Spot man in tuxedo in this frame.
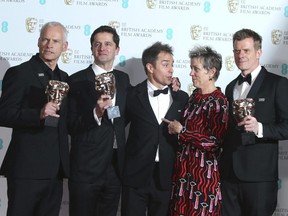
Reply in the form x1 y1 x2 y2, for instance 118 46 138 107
67 25 131 216
0 21 70 216
220 28 288 216
121 42 189 216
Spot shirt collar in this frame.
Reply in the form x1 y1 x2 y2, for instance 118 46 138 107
92 63 113 76
240 65 261 83
147 80 169 97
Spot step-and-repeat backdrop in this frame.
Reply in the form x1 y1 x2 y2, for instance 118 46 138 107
0 1 288 215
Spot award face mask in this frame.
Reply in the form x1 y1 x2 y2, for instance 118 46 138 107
232 98 255 123
45 80 70 106
95 72 116 99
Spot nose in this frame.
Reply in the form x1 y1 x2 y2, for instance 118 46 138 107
55 90 60 99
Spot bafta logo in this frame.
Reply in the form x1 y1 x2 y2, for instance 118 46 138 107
227 0 239 13
64 0 74 5
146 0 157 9
108 21 120 30
187 83 196 96
25 17 38 33
61 49 73 64
271 29 282 45
190 25 202 40
225 56 235 71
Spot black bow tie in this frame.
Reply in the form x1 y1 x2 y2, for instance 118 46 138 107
238 74 251 85
153 88 169 96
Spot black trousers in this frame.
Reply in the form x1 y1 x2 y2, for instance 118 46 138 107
7 177 63 216
121 163 170 216
69 153 121 216
221 178 278 216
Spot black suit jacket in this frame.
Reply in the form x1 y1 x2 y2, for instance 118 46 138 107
67 65 130 183
221 67 288 182
123 80 189 190
0 55 70 179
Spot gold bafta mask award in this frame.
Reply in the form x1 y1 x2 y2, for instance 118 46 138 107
232 98 255 123
232 98 255 145
95 72 120 119
45 80 69 127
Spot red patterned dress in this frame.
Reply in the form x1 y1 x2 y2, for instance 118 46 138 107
169 88 228 216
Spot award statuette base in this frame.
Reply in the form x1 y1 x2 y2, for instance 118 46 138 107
241 132 255 145
107 106 120 119
44 116 59 127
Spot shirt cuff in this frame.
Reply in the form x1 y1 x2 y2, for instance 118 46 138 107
256 122 263 138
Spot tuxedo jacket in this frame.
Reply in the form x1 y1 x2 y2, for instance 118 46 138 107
0 55 70 179
67 65 130 184
220 67 288 182
123 80 189 190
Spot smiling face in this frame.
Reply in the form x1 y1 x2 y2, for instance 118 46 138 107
91 32 119 70
147 51 174 89
233 37 262 76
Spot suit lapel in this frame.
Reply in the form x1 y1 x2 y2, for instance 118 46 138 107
85 65 98 98
164 88 182 121
247 68 266 99
136 81 159 125
113 70 124 109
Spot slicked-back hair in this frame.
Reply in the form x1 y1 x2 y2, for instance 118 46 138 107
142 41 173 74
233 28 262 50
90 25 120 48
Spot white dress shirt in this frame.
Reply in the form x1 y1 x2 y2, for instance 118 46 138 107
147 80 172 161
92 63 118 148
233 65 263 137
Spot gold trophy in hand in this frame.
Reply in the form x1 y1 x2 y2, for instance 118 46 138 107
45 80 69 127
95 72 120 119
232 98 255 145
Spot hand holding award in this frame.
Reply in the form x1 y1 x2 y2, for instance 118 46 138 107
95 72 120 119
44 80 69 127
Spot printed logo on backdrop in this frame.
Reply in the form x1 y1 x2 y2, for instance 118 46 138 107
61 49 93 65
225 56 235 71
271 29 283 45
64 0 74 5
187 83 196 96
1 21 8 33
25 17 38 33
146 0 201 10
61 49 73 64
190 25 233 42
227 0 282 15
63 0 118 6
25 18 46 33
227 0 239 13
146 0 157 9
262 63 288 78
271 29 288 45
0 52 34 63
108 20 166 39
190 25 202 40
108 21 120 30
